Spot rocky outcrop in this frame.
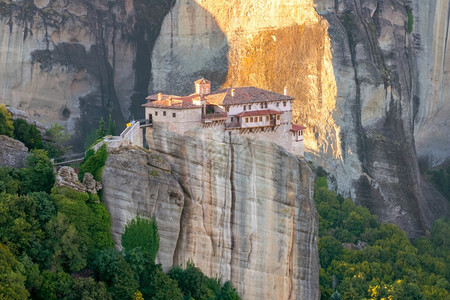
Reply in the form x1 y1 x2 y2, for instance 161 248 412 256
0 0 174 151
102 126 319 300
412 0 450 168
0 135 28 168
55 166 102 194
149 0 449 237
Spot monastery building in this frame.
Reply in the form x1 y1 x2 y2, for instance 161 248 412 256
143 78 305 156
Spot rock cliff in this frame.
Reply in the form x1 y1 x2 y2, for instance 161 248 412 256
0 135 28 168
0 0 174 151
102 126 319 300
150 0 449 237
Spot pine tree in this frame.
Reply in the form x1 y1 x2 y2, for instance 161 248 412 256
96 117 106 139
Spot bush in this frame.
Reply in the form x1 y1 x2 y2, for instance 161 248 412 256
21 149 54 194
78 144 108 181
122 217 160 263
0 104 14 137
13 118 43 150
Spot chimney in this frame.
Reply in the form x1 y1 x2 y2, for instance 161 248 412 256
168 97 172 106
231 88 236 97
158 92 163 100
284 86 288 96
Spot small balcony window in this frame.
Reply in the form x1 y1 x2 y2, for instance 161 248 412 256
173 113 176 118
245 117 249 123
163 111 166 116
250 117 253 122
231 117 234 122
264 102 268 108
259 116 262 122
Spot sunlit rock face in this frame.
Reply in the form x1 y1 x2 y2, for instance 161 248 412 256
412 0 450 168
0 0 173 151
151 0 449 237
102 126 319 300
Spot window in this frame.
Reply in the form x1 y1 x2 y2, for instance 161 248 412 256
231 117 234 122
276 115 280 120
155 111 158 116
283 102 287 107
225 107 229 112
243 105 246 111
276 102 279 107
264 102 268 108
260 103 263 109
163 111 166 116
300 130 303 136
266 116 269 121
172 113 176 118
259 116 262 122
250 117 253 122
249 105 252 110
245 117 249 123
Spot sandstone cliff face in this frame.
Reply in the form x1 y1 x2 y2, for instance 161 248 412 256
412 0 450 168
0 135 28 168
0 0 174 151
151 0 449 237
102 126 319 300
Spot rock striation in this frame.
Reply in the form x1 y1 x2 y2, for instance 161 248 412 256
0 135 28 168
0 0 174 151
102 126 319 300
150 0 449 237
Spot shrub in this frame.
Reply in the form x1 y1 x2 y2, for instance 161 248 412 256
13 118 43 150
78 144 108 181
0 104 13 137
122 217 160 263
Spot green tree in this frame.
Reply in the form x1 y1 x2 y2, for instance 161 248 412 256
44 123 71 159
46 213 87 273
96 117 107 140
21 149 54 193
67 277 111 300
0 104 14 137
0 243 29 299
122 216 160 263
108 114 116 136
13 118 43 150
78 144 108 181
92 248 138 300
168 262 221 300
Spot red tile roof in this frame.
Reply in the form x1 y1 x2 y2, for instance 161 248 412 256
235 109 283 117
195 77 211 84
291 124 306 131
206 87 294 106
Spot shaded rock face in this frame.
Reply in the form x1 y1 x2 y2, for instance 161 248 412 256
0 0 174 151
0 135 28 168
412 0 450 168
102 127 319 300
150 0 449 237
315 0 449 237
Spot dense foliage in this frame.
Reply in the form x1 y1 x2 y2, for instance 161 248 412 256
0 130 240 299
315 176 450 299
0 104 14 137
1 103 70 159
427 167 450 202
78 144 108 181
122 217 160 263
13 118 43 150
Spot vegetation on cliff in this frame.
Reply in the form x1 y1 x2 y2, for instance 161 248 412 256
315 175 449 299
0 119 240 299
